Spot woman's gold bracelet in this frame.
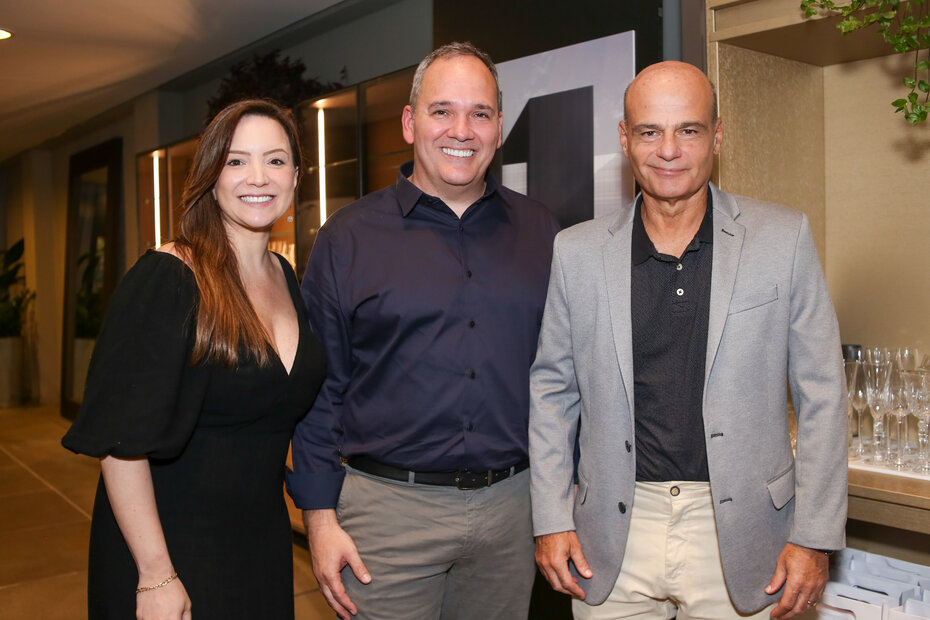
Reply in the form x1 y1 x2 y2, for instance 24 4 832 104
136 572 179 594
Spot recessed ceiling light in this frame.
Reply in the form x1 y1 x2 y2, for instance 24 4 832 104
0 29 12 41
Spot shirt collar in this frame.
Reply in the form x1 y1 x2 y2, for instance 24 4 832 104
395 161 502 217
631 190 714 265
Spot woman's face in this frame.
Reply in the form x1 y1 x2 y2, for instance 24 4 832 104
213 114 298 235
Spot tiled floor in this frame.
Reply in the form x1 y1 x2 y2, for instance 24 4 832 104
0 405 334 619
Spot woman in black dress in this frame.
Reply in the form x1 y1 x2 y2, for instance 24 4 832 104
63 99 325 619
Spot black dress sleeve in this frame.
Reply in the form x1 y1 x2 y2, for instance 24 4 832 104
62 250 211 460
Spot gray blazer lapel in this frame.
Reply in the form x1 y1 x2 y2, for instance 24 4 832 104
604 203 637 415
706 183 745 384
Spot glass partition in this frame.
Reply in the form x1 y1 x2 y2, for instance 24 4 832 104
61 139 121 419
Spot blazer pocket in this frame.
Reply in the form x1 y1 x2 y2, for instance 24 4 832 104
575 475 589 506
766 462 795 510
729 285 778 315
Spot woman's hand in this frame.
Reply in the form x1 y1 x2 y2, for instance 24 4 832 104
135 577 192 620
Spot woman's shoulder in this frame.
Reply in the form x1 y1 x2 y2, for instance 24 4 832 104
153 241 189 267
115 246 198 307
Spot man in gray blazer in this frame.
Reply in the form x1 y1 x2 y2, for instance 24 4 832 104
530 61 847 619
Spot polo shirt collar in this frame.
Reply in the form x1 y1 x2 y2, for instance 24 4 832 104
632 190 714 265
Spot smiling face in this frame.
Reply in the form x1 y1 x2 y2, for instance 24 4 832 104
619 62 722 211
401 54 502 207
213 114 298 235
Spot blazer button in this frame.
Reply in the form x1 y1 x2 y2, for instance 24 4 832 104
618 502 626 514
625 440 632 453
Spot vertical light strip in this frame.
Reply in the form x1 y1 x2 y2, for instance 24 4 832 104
152 152 162 247
317 108 327 224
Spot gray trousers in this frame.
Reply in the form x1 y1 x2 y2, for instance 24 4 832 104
337 465 536 620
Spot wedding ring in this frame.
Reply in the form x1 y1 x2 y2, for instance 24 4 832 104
806 601 817 607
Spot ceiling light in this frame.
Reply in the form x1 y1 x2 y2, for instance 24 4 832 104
0 29 12 41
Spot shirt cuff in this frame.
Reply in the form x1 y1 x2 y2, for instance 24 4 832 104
285 467 346 510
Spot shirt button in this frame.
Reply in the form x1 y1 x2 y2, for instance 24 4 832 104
676 263 683 271
625 440 632 453
618 502 627 514
468 320 476 328
467 369 476 379
458 223 464 231
465 270 472 278
676 288 684 296
670 485 681 497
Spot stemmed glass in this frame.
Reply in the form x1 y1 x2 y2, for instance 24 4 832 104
886 366 910 470
862 359 890 464
912 371 930 475
896 347 922 456
845 360 868 459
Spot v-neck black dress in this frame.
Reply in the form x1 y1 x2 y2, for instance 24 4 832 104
62 250 325 620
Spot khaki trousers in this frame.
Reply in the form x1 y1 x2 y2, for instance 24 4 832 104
574 481 774 620
337 466 536 620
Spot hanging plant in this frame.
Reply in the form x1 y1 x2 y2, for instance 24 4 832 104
801 0 930 124
206 50 345 123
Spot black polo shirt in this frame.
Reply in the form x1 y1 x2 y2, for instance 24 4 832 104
631 194 713 482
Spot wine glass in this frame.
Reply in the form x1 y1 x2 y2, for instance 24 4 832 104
845 360 868 459
912 371 930 475
886 366 910 470
896 347 922 456
862 360 890 464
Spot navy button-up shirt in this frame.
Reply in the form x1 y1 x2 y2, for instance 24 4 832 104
286 162 559 509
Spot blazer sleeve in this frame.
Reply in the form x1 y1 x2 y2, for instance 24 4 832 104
786 214 848 550
529 233 583 537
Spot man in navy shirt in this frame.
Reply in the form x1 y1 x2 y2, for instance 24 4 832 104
287 42 559 619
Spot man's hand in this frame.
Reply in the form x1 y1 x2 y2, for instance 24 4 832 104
765 542 829 619
304 509 371 619
535 531 593 599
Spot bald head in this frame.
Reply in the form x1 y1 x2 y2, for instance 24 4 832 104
623 61 717 125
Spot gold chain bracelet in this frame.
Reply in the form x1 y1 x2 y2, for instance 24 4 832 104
136 572 179 594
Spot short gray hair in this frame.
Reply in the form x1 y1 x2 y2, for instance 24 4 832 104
409 41 502 113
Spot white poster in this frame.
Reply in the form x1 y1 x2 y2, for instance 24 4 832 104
497 31 636 224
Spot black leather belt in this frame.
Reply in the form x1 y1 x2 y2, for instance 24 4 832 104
347 456 529 490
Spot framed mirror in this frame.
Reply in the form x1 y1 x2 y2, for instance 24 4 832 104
60 138 122 419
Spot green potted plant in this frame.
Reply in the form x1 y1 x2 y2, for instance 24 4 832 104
0 238 35 406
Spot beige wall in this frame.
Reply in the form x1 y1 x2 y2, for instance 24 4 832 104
713 43 930 353
713 43 826 258
16 111 139 406
824 53 930 351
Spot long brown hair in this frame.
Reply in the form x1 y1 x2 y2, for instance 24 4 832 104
174 99 303 368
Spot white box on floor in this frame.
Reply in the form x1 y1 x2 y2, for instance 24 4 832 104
889 599 930 619
796 583 890 620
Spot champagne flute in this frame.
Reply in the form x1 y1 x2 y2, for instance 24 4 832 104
862 360 890 464
912 371 930 475
896 347 922 456
845 360 868 459
887 366 909 470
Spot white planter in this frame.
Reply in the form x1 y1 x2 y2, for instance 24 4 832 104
0 337 23 408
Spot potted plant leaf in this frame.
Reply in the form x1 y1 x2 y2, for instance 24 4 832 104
0 238 35 406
